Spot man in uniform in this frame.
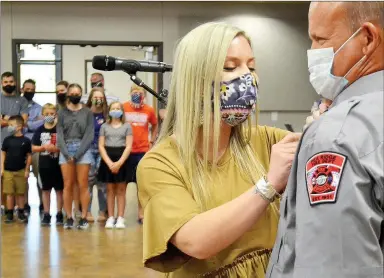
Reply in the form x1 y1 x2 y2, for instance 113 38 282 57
267 2 384 277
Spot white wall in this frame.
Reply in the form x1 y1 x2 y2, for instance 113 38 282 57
62 45 155 104
1 1 317 129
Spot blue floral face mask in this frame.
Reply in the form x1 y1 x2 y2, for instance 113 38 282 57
215 73 258 126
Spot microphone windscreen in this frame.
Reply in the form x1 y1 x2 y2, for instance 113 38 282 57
92 55 116 71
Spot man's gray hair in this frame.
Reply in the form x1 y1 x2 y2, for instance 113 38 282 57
344 2 384 31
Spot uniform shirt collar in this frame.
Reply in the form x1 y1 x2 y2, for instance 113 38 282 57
332 70 384 107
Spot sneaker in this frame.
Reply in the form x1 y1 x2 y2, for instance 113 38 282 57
56 212 64 225
77 218 89 230
18 209 27 223
41 213 51 226
105 217 115 229
24 204 31 215
64 218 74 229
4 210 14 223
115 216 125 229
86 212 94 222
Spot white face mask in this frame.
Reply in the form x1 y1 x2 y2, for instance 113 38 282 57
307 27 366 101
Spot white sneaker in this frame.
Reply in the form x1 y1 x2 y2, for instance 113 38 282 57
115 216 125 229
105 217 115 229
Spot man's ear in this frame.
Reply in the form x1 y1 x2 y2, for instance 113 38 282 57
361 22 381 56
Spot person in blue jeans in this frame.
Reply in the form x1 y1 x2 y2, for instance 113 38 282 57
57 83 94 230
85 88 108 222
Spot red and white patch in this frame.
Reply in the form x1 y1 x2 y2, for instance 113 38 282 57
306 152 347 206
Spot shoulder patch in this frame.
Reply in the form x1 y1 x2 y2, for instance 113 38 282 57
305 152 347 206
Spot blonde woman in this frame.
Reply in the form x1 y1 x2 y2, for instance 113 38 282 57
137 22 300 277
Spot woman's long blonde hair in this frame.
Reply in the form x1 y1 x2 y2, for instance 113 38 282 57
158 22 266 211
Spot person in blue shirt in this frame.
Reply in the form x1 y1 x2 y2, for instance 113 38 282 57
21 79 44 215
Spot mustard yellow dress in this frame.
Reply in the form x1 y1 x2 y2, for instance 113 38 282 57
137 126 289 277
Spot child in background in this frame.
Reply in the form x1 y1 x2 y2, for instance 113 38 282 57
98 102 132 229
85 88 108 222
32 103 64 226
1 115 31 223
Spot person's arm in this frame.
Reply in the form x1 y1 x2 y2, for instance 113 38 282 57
73 109 94 161
24 153 32 178
20 98 29 127
45 144 60 153
56 110 70 159
1 139 9 175
31 128 44 153
149 108 158 145
1 116 8 127
32 145 45 153
24 140 32 178
116 130 133 166
27 106 44 132
140 132 300 261
1 151 6 176
171 186 271 260
150 123 158 145
98 126 113 168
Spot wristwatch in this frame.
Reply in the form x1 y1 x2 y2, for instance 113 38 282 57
255 176 280 202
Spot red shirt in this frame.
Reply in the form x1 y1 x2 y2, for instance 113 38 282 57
123 102 157 153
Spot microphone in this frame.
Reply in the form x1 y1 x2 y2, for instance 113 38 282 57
92 55 172 73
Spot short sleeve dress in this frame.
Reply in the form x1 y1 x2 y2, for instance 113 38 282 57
137 126 289 277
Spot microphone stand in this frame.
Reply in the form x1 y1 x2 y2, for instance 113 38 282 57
127 72 167 105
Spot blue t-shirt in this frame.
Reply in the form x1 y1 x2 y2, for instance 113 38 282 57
93 113 105 145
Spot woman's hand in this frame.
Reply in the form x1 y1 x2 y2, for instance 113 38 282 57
267 133 301 193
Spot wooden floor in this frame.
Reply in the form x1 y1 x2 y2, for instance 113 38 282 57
1 175 162 278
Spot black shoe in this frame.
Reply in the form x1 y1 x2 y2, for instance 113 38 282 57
24 204 31 215
64 218 74 229
41 213 51 226
18 209 27 223
4 210 14 223
77 218 89 230
56 212 64 226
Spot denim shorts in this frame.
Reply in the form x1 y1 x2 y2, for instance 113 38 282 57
59 140 93 165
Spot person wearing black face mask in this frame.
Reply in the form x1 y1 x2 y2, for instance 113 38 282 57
1 72 29 144
56 80 69 110
1 71 29 214
57 83 94 230
22 79 44 215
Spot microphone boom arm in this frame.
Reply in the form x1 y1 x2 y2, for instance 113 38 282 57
128 73 167 105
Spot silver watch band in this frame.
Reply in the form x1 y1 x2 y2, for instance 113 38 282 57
255 177 280 202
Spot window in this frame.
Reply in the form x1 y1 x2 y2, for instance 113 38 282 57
16 43 62 104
